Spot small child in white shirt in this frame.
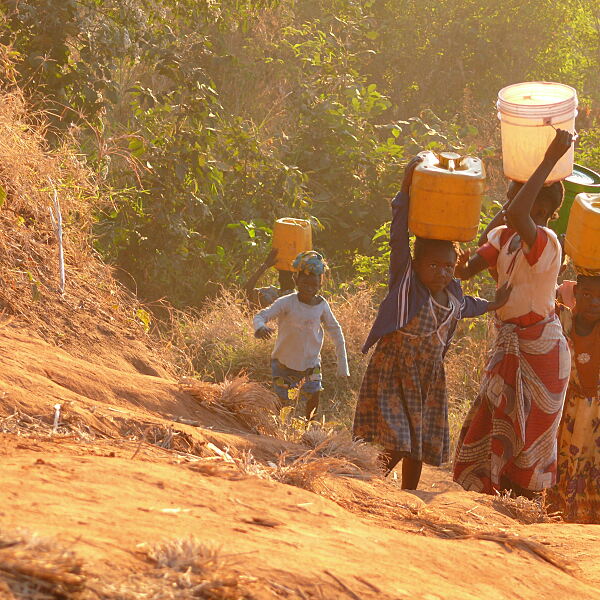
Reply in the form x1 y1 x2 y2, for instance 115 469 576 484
253 251 349 418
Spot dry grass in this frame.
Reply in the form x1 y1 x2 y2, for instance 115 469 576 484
445 321 491 456
147 537 227 574
180 374 279 435
272 435 382 491
232 444 334 490
0 53 171 374
272 448 355 491
233 451 274 481
171 289 271 382
321 287 375 425
0 529 85 599
232 429 383 492
300 426 383 476
492 490 561 525
219 376 280 435
143 537 249 600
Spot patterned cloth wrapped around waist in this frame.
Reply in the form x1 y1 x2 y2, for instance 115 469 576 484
493 312 565 356
488 313 570 419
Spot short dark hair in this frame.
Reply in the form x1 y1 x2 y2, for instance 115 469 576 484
413 237 459 261
536 181 564 217
507 180 564 218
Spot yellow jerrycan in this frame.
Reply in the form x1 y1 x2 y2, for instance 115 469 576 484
564 193 600 270
408 151 486 242
272 218 312 271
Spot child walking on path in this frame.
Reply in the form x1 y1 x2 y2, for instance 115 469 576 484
550 273 600 522
453 130 573 497
352 157 510 490
254 251 349 418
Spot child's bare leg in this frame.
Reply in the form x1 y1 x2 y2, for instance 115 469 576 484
401 457 423 490
305 392 320 419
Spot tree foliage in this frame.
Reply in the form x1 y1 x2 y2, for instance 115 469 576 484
1 0 599 305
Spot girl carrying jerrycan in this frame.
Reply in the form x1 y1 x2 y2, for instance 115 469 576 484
253 251 349 419
550 271 600 522
353 156 511 490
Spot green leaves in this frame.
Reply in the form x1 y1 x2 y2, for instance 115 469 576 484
4 0 598 307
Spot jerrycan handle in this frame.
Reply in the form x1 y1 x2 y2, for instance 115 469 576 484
436 151 462 173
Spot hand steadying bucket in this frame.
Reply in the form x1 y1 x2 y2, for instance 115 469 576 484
497 82 578 183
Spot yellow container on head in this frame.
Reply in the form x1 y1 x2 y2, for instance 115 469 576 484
564 193 600 270
272 218 312 271
409 151 486 242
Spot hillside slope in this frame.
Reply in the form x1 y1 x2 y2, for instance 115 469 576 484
0 56 599 600
1 323 599 600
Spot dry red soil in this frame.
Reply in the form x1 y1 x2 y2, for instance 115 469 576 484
1 324 599 599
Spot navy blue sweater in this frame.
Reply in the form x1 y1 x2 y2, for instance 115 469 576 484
362 190 490 353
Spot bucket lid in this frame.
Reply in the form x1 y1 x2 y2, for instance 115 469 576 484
497 82 577 120
565 163 600 188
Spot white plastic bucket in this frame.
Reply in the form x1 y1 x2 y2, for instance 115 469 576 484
497 82 577 183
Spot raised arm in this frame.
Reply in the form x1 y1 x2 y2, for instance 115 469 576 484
321 303 350 377
505 129 573 247
244 249 278 297
389 156 423 287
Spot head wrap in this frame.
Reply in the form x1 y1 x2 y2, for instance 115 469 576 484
292 251 328 276
575 264 600 277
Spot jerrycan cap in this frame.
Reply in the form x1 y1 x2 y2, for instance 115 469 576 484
436 151 462 172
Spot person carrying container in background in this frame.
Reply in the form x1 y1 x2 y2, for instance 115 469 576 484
245 218 312 308
244 248 295 308
549 270 600 522
253 251 349 419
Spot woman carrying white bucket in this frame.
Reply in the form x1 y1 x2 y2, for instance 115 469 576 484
453 125 574 498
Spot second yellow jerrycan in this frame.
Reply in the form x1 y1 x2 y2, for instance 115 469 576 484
271 218 313 271
564 193 600 270
408 151 486 242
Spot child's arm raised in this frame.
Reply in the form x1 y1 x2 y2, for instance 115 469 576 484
505 129 573 247
321 304 350 377
389 156 423 288
253 295 287 339
244 248 278 300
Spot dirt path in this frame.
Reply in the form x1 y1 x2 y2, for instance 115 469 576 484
1 325 599 599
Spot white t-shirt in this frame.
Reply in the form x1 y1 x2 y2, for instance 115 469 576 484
253 292 349 376
478 225 561 324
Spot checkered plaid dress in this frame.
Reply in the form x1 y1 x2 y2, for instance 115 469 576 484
353 294 460 466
